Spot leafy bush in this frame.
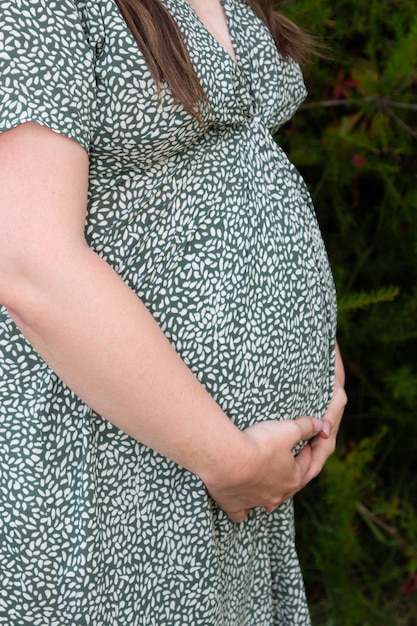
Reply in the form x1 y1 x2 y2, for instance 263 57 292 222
277 0 417 622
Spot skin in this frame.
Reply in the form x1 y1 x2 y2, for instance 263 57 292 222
186 0 239 63
0 2 347 524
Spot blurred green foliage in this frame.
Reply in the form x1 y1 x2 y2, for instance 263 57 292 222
276 0 417 622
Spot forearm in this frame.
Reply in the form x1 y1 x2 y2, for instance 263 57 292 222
0 124 330 524
6 243 246 483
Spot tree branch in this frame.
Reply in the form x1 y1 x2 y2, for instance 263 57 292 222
301 96 417 111
300 96 417 138
384 105 417 139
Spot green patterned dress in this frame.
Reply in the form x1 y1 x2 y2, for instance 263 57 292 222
0 1 336 624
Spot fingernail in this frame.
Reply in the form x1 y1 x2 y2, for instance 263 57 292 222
322 420 331 437
312 418 323 432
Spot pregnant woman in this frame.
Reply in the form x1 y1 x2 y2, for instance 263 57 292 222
0 0 346 624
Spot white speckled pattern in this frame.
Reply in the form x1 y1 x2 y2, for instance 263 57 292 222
0 1 336 623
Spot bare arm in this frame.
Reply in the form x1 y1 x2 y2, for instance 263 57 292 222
0 122 246 480
0 122 328 522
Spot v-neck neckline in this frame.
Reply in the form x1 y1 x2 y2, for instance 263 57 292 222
181 0 241 70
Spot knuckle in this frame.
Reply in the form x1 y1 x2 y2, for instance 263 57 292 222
295 479 304 492
267 497 283 510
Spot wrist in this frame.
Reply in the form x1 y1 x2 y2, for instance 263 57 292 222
198 427 257 492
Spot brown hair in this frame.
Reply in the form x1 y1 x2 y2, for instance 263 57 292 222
114 0 316 117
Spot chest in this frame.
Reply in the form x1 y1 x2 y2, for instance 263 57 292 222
84 0 304 164
184 0 238 63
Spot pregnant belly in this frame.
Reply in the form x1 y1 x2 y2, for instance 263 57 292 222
88 139 336 428
137 211 336 430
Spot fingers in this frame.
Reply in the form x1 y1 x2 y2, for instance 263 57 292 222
303 387 346 481
317 420 331 439
294 439 313 475
304 436 336 482
210 409 345 524
335 342 345 386
244 414 325 451
290 415 323 443
320 386 346 437
224 508 252 524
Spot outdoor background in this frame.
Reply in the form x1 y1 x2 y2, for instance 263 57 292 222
277 0 417 623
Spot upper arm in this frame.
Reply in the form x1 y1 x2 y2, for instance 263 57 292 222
0 0 96 149
0 0 95 305
0 122 90 306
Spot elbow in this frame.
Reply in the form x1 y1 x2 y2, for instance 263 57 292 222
0 244 65 322
0 255 62 336
0 239 91 328
0 257 26 312
0 265 37 326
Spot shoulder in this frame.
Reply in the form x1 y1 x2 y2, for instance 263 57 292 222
1 0 104 50
0 0 102 150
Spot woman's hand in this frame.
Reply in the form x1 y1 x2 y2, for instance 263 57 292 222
1 123 347 527
302 343 347 485
205 415 326 523
205 344 347 523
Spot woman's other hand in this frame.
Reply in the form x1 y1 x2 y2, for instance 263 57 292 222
303 342 347 484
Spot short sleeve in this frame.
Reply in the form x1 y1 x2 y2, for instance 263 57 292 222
0 0 96 151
